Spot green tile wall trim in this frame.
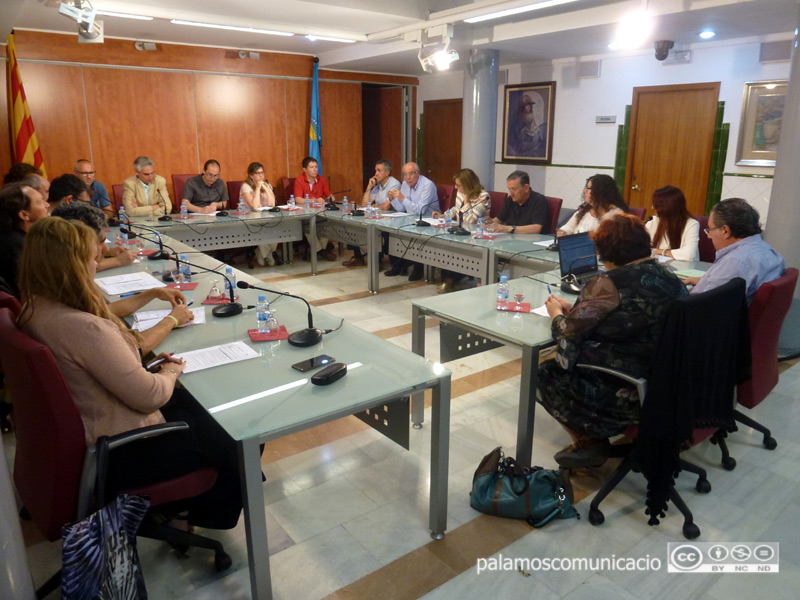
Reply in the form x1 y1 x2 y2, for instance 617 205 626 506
705 102 729 215
722 173 774 178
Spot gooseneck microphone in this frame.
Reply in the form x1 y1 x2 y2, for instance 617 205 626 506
158 190 172 222
126 222 171 261
415 206 431 227
561 253 596 294
237 281 322 346
448 210 470 236
173 256 242 317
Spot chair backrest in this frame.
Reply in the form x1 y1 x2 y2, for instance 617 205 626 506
0 291 21 314
628 206 647 220
111 184 125 212
545 196 563 235
738 268 799 408
487 191 507 219
0 308 86 541
281 177 296 203
171 174 196 213
227 180 244 210
693 215 715 263
639 278 750 521
436 184 455 212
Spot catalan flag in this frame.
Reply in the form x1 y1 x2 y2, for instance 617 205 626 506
7 33 47 177
309 58 322 174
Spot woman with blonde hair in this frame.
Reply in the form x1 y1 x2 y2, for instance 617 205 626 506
432 168 491 293
17 217 244 530
240 161 278 266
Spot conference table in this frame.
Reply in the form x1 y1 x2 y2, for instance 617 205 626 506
410 259 710 468
104 233 452 600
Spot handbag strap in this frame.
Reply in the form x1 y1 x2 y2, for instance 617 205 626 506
525 484 569 528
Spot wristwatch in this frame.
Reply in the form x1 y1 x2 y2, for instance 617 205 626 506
510 225 516 234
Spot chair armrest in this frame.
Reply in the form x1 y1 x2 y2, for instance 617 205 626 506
576 363 647 404
77 421 189 518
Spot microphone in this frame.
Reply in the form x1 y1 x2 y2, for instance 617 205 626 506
415 206 431 227
447 210 470 236
561 253 596 294
157 189 172 222
126 222 173 261
237 281 322 346
170 256 242 318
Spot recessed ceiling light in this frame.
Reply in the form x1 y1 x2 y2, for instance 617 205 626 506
95 11 153 21
170 19 294 37
699 30 716 40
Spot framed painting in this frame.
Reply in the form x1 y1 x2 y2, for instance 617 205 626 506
736 79 787 167
502 81 556 164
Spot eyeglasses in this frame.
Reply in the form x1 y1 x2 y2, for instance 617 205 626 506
253 170 265 175
204 172 220 179
76 171 95 176
704 225 723 236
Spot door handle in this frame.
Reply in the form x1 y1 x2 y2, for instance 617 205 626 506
631 184 641 191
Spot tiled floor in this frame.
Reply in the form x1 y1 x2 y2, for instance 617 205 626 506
6 247 800 599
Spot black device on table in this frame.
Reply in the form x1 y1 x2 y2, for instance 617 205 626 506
558 232 600 294
292 354 335 372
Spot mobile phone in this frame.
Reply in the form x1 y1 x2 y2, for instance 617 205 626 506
291 354 335 372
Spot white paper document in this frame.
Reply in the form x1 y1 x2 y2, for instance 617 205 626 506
132 307 206 331
174 341 259 373
95 272 166 295
380 212 409 218
532 304 551 317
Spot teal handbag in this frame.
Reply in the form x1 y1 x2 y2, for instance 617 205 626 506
469 447 579 527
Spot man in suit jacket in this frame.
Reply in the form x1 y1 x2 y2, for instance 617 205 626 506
122 156 172 217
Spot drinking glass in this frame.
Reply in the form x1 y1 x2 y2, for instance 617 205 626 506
513 286 525 311
208 279 223 299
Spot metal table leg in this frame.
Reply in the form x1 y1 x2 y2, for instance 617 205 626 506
429 375 450 539
410 304 426 428
240 437 272 599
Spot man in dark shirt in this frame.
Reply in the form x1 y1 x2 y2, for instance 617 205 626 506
486 170 549 234
182 159 229 214
0 181 50 297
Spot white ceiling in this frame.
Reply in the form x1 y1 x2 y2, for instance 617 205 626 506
6 0 798 75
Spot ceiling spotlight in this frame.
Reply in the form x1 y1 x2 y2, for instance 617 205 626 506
699 30 716 40
58 1 103 41
418 25 459 73
608 11 653 50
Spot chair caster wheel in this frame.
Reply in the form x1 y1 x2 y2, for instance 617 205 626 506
169 542 190 555
588 508 604 526
722 456 737 471
683 522 700 539
696 478 711 494
215 551 232 572
764 437 777 450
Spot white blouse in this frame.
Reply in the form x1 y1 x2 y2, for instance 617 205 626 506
559 205 623 235
645 216 700 262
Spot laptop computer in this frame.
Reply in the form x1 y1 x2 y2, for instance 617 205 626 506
558 232 601 290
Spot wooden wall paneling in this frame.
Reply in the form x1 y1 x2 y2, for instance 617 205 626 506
319 81 363 201
284 79 312 184
0 56 11 175
194 73 288 189
82 67 199 201
320 69 418 87
17 63 90 179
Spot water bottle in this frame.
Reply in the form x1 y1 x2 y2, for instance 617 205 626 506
224 266 236 295
444 212 452 229
288 194 296 209
342 196 350 217
238 197 246 214
304 194 311 212
118 206 128 244
179 254 192 282
256 294 271 333
366 200 374 219
497 275 510 310
476 217 485 238
180 201 189 219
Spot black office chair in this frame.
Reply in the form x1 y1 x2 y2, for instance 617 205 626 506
577 278 751 539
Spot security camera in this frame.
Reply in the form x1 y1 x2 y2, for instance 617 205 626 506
654 40 674 61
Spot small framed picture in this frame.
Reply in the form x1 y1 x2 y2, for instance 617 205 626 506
735 80 787 167
502 81 556 164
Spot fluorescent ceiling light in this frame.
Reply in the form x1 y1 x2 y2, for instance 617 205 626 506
171 19 294 37
608 11 653 50
699 30 715 40
464 0 580 24
306 35 356 43
95 10 153 21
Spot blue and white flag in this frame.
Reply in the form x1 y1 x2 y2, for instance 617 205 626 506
309 60 323 174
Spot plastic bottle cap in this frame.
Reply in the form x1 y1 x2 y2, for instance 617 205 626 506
500 275 508 282
180 254 187 259
226 267 233 272
258 294 266 301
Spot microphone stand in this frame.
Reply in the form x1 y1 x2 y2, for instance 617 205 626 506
561 253 597 293
415 206 431 227
157 189 172 222
447 210 470 236
126 222 173 261
325 189 352 211
237 281 322 346
176 256 242 318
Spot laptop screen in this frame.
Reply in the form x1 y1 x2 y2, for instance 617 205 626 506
558 232 598 278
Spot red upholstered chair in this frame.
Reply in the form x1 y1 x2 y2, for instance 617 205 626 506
435 184 455 212
712 268 799 470
628 206 647 220
227 180 244 210
281 177 296 203
694 215 716 263
0 308 231 597
111 184 125 213
0 291 21 314
171 174 196 213
487 190 507 219
545 196 563 235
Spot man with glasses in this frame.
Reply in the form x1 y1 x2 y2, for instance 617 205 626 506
123 156 172 217
74 159 113 218
384 162 439 280
683 198 784 301
182 159 228 214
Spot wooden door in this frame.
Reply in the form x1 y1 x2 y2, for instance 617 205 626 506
362 86 403 187
625 82 720 217
422 98 462 185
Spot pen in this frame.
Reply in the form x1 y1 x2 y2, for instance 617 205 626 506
119 291 141 298
547 284 553 295
186 301 193 307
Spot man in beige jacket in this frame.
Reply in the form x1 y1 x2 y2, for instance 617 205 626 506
122 156 172 217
